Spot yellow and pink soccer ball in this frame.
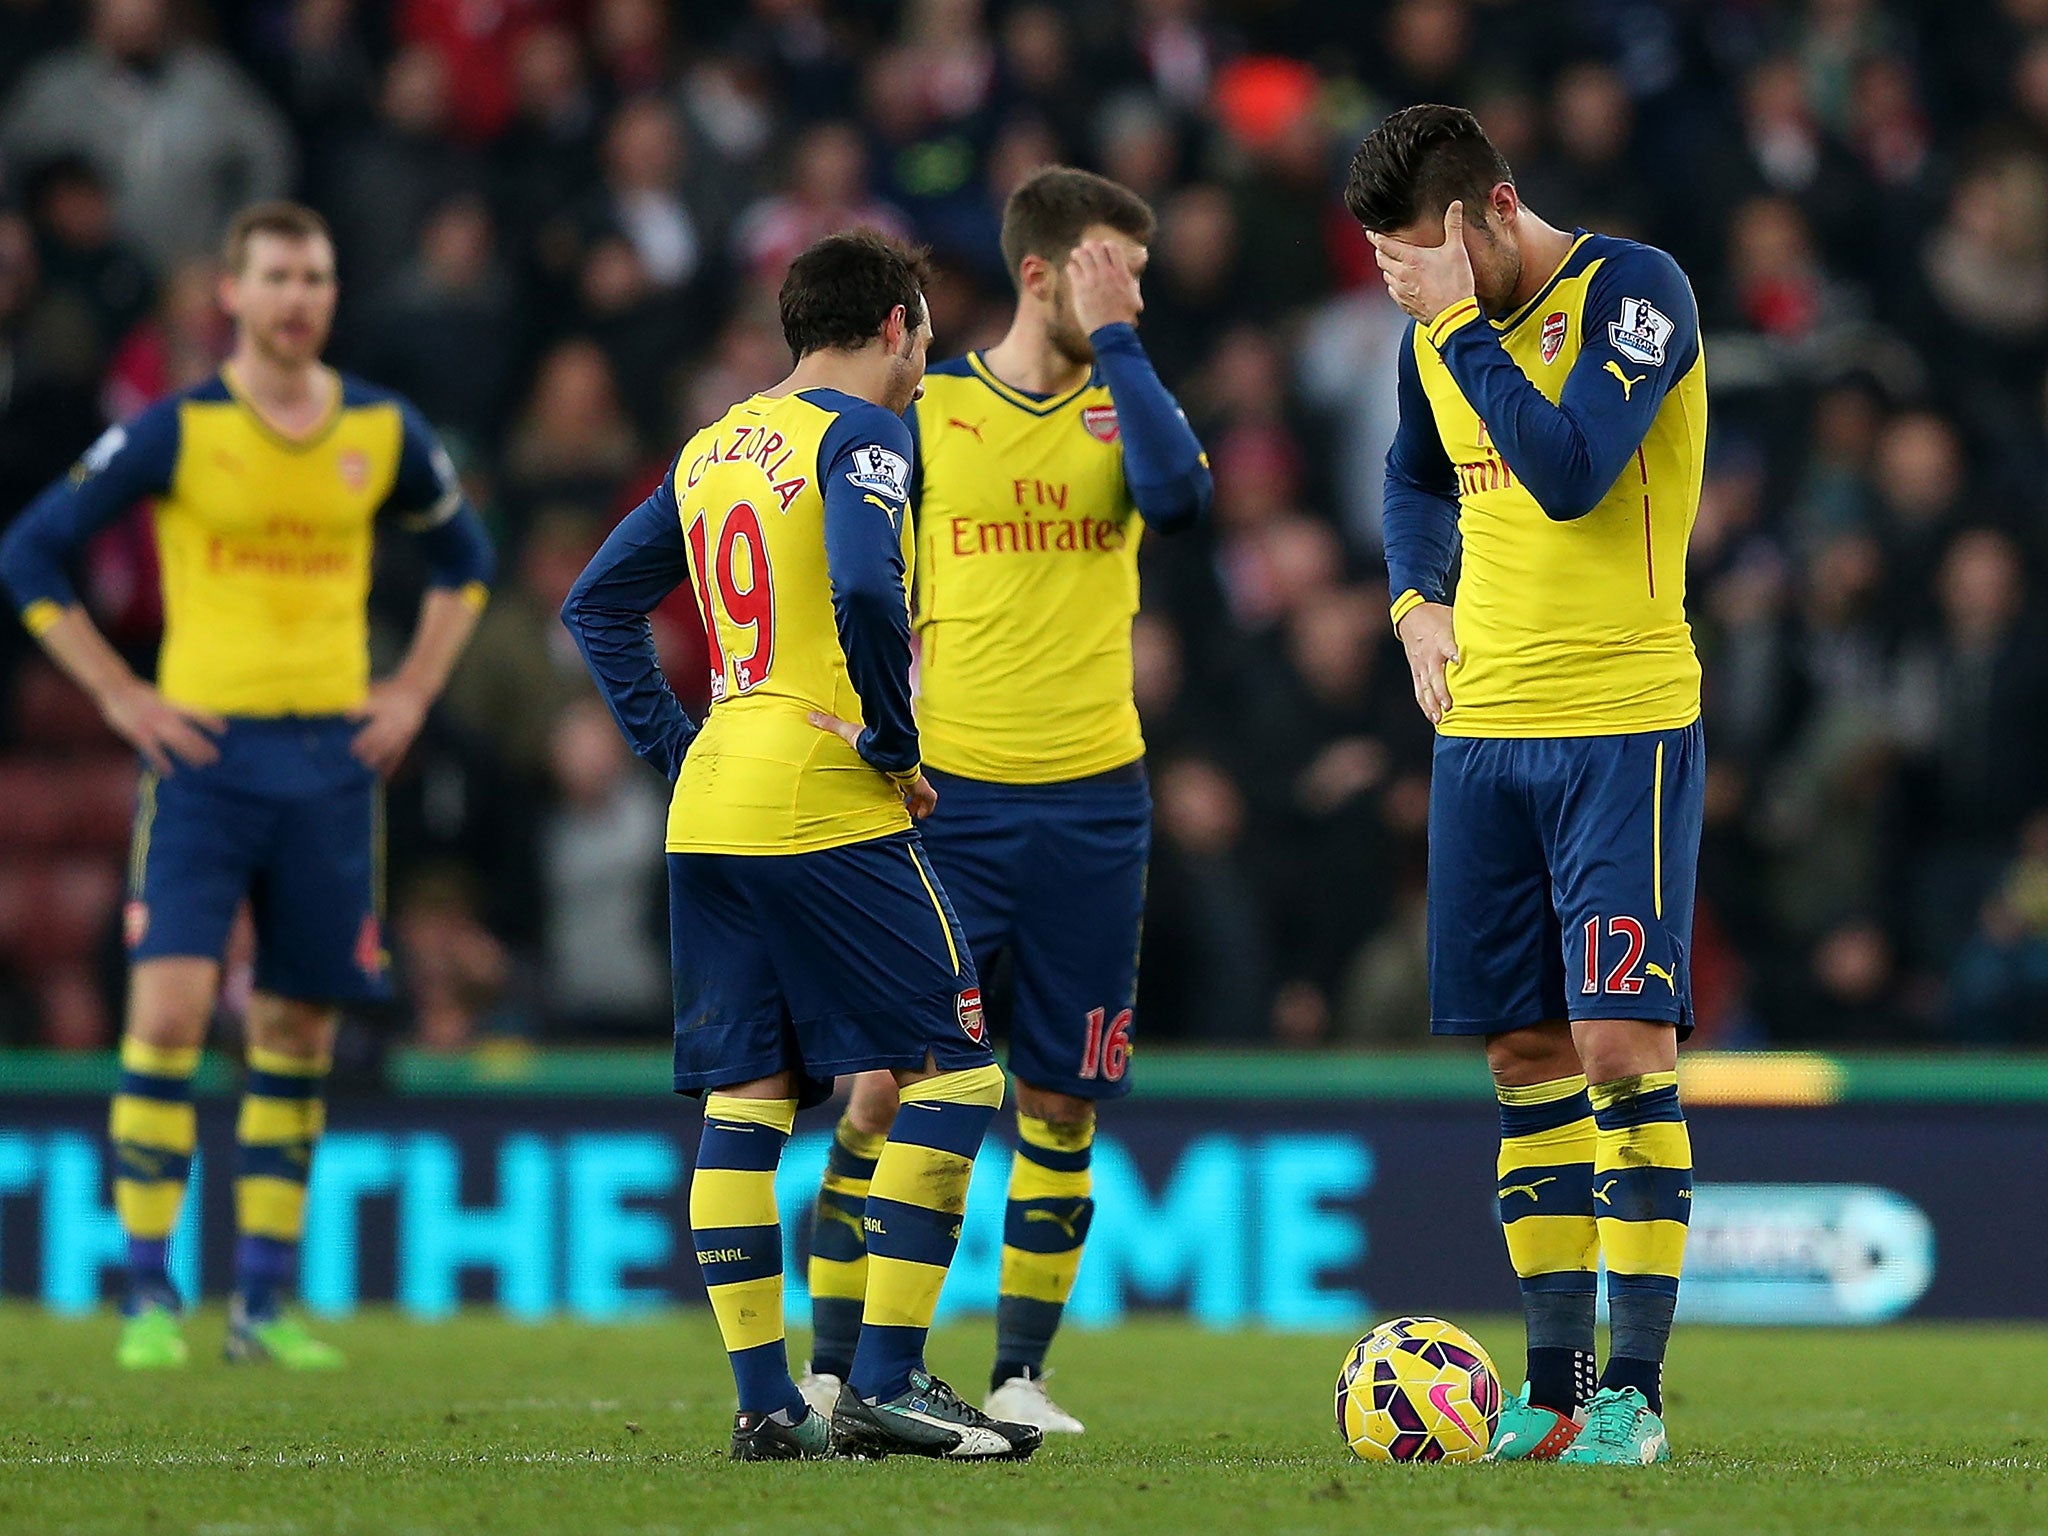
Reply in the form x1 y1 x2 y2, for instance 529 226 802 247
1335 1316 1502 1463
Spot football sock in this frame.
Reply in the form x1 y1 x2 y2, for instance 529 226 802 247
233 1047 329 1322
807 1115 886 1381
992 1110 1095 1390
692 1094 806 1420
849 1062 1006 1403
1496 1073 1600 1415
1590 1070 1692 1416
111 1037 200 1311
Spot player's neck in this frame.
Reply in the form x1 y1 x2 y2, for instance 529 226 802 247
225 348 332 431
1501 215 1578 318
772 351 889 409
980 311 1089 399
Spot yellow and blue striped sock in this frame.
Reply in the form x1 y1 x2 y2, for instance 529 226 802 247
1590 1070 1692 1415
692 1095 804 1419
848 1063 1006 1403
110 1037 200 1309
807 1116 885 1382
234 1047 329 1320
993 1111 1094 1390
1496 1074 1601 1414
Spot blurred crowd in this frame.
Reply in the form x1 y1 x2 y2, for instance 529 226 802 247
7 0 2048 1053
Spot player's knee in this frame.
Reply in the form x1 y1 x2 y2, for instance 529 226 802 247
845 1069 902 1135
124 959 219 1049
1572 1018 1678 1086
1014 1080 1094 1129
1485 1021 1579 1087
245 991 340 1063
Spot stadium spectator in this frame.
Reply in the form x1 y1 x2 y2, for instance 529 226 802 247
0 0 294 270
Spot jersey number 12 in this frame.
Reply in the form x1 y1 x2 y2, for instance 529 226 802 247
687 502 776 700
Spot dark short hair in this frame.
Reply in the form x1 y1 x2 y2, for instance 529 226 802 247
999 167 1156 288
1344 104 1515 234
778 229 932 358
223 201 332 272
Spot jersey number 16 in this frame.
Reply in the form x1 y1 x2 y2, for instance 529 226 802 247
687 502 777 700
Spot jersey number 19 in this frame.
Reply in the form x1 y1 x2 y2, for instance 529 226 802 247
687 502 776 701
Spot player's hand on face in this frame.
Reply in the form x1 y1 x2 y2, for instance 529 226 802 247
1369 201 1478 325
349 678 431 775
100 677 224 774
808 710 938 819
1395 601 1460 726
1066 239 1143 335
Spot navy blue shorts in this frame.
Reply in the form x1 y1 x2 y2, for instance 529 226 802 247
1427 723 1703 1038
127 716 388 1002
920 764 1150 1100
667 831 994 1104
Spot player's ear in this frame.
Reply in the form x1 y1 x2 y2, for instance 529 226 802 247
1489 181 1519 231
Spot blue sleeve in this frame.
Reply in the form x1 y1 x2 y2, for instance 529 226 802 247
386 399 495 592
818 402 920 777
560 475 698 780
1091 323 1212 532
1382 327 1461 608
0 402 180 620
1433 244 1700 522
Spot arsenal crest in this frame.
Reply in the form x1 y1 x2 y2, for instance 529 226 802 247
337 447 371 492
1082 404 1121 444
955 987 987 1044
1540 311 1568 365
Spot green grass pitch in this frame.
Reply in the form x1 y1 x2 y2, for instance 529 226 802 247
1 1307 2043 1536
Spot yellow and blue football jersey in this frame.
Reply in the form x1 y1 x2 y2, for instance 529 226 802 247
1 367 488 717
564 387 925 857
1384 233 1707 737
910 328 1211 783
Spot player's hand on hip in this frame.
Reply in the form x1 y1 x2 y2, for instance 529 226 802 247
1395 602 1460 726
349 679 431 775
809 710 938 819
1067 239 1143 333
1369 201 1477 325
99 677 224 774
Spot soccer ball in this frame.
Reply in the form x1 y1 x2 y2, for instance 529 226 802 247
1335 1316 1502 1463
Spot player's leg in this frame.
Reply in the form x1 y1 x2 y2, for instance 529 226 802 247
799 1068 898 1414
112 753 261 1367
111 958 222 1368
1544 723 1703 1466
227 727 386 1367
988 768 1149 1432
669 851 830 1460
220 990 343 1367
1423 735 1592 1458
751 831 1034 1459
1486 1019 1599 1456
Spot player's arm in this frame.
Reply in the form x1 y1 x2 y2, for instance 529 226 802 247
0 404 225 773
1382 211 1699 521
1068 241 1212 531
560 476 698 781
811 405 934 817
1382 329 1463 726
354 404 498 774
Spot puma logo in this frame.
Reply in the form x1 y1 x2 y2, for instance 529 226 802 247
1645 961 1677 991
816 1203 865 1238
863 492 904 527
1024 1205 1084 1243
1594 1178 1619 1206
948 417 986 442
1605 361 1646 399
1499 1176 1557 1203
116 1147 165 1178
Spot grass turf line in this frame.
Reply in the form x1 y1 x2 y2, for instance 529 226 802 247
0 1306 2043 1536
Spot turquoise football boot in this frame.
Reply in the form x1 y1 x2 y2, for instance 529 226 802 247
1556 1386 1670 1464
1486 1382 1580 1461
